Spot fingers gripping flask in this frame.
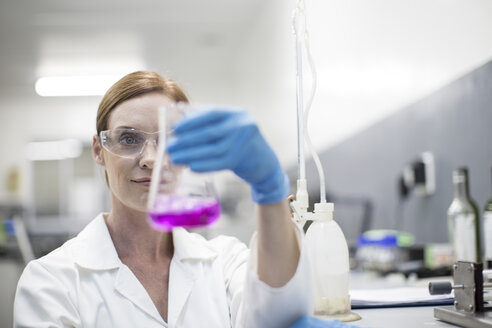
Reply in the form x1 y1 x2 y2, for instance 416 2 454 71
305 202 355 320
147 104 221 231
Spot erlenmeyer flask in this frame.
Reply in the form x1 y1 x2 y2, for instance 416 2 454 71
147 103 221 231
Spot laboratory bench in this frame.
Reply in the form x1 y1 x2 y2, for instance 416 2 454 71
346 272 451 327
345 267 492 328
346 305 492 327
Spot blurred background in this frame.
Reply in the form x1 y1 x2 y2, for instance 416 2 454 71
1 0 492 326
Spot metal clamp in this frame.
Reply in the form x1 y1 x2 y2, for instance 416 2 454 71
429 261 492 327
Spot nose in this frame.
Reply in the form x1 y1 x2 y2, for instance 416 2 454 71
138 140 171 169
138 140 158 169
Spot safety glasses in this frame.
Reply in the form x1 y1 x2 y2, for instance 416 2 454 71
99 128 162 159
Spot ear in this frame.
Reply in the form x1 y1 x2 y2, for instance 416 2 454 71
92 135 105 166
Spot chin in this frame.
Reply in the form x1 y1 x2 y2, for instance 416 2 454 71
123 196 149 214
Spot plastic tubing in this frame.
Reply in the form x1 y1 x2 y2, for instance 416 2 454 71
293 4 306 182
292 0 327 203
302 35 327 203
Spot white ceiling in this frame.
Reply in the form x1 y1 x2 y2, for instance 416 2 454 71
0 0 264 97
1 0 492 169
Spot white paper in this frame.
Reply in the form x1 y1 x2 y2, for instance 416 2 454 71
350 287 453 307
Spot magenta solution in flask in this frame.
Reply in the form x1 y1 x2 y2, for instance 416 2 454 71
147 194 221 231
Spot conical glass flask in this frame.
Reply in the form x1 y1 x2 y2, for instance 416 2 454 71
147 103 221 231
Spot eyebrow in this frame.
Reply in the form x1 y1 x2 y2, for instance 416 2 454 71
112 126 161 134
113 126 138 130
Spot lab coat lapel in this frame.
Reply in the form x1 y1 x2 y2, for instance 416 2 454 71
114 264 166 325
167 257 197 327
167 228 218 327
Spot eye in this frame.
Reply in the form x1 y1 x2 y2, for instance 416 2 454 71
119 132 144 146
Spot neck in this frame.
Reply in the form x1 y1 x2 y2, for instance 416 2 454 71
105 198 173 262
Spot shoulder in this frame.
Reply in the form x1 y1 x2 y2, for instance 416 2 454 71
14 236 81 318
22 229 81 285
13 226 93 328
18 214 107 289
36 234 78 267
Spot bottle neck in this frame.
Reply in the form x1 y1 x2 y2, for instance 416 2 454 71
453 171 469 200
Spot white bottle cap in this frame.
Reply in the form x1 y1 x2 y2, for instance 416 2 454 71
313 202 334 221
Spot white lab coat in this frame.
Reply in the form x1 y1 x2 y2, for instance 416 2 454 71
14 214 313 327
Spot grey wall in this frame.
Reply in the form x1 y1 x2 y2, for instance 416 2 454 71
289 60 492 244
0 259 24 328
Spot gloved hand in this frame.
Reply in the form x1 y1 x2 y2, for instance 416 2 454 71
166 108 289 204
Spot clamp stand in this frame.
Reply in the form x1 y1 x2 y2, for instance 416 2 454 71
429 261 492 327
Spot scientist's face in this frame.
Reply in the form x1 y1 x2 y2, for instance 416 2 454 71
93 92 178 213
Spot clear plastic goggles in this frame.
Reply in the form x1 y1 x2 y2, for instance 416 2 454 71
99 128 161 159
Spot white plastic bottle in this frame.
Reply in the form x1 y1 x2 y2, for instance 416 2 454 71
305 202 351 316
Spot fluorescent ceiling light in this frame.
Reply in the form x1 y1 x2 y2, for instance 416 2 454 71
26 139 83 161
35 74 122 97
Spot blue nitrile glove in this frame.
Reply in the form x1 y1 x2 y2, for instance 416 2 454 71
290 315 361 328
166 108 289 204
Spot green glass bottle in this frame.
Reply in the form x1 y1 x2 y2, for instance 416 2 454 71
483 167 492 268
447 167 482 263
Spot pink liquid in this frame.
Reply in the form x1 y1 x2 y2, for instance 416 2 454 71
148 194 220 231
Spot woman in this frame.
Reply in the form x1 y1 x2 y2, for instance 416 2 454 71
14 71 313 327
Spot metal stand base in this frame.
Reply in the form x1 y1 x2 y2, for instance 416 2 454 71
434 306 492 328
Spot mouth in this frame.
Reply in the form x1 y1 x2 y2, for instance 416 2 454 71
131 177 174 187
131 177 152 186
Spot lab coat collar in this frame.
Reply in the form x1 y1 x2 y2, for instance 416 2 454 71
171 227 218 262
73 214 218 270
73 213 121 270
